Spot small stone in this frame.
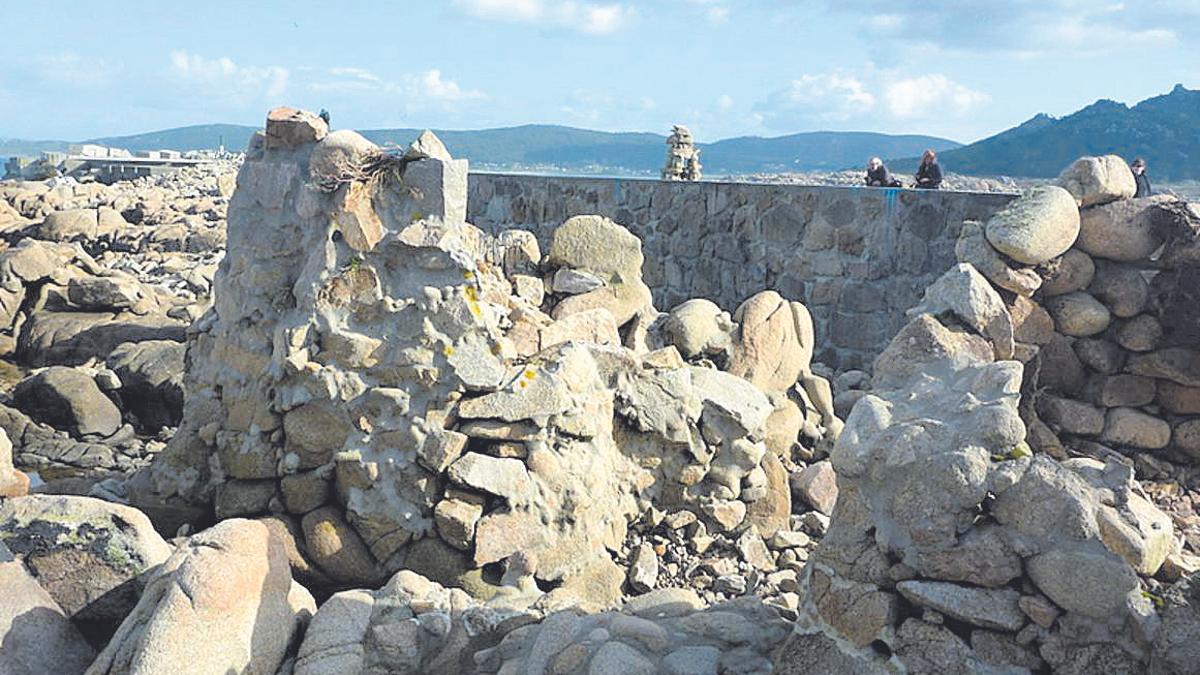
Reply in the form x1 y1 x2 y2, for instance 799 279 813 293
627 543 658 593
736 526 776 571
1100 407 1171 449
1037 395 1104 436
768 530 811 550
714 574 747 595
553 268 606 294
623 587 704 618
265 106 328 149
797 511 830 536
1158 381 1200 415
1018 595 1061 629
1159 552 1200 582
1115 314 1163 353
663 511 698 530
1042 249 1095 296
1088 374 1156 408
701 499 746 532
1045 292 1111 337
790 461 838 515
434 498 483 551
1074 338 1126 374
587 640 656 675
661 645 721 675
301 506 378 586
446 453 532 502
416 429 468 473
897 580 1026 632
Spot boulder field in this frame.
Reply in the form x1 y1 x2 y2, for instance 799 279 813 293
1 109 1198 673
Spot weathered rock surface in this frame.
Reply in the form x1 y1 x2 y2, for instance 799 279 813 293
88 518 315 675
0 494 172 642
1076 194 1175 261
1057 154 1136 207
0 541 97 675
984 185 1080 264
13 366 123 438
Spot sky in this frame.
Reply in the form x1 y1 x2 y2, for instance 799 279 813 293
1 0 1197 144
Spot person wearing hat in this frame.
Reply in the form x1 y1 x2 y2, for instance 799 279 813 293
1131 158 1152 198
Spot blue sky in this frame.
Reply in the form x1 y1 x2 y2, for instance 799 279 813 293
1 0 1197 144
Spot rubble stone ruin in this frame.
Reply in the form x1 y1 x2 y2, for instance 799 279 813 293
2 105 1200 675
133 105 838 616
662 124 702 181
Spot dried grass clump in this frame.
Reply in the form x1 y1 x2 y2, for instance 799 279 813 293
317 149 411 193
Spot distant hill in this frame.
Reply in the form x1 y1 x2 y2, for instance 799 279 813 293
0 137 70 157
2 123 959 175
703 131 960 173
894 84 1200 181
88 124 259 154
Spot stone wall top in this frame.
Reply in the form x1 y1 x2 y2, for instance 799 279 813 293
468 172 1019 369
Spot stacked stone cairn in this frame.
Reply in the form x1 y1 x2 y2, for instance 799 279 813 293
774 154 1200 672
661 125 702 181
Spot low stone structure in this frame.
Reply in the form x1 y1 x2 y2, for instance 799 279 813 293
467 173 1017 369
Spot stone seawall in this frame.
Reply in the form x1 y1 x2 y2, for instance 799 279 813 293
467 173 1018 369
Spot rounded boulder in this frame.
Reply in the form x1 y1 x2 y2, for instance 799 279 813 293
984 186 1080 265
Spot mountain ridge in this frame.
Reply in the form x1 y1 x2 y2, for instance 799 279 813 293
1 124 959 176
891 84 1199 181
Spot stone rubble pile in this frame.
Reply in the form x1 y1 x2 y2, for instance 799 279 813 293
775 154 1200 673
0 106 833 671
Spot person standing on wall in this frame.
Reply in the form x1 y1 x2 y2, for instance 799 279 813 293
1131 158 1152 197
915 149 943 190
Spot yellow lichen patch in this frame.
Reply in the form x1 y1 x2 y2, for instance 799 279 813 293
462 285 482 318
442 344 455 357
463 270 475 281
523 369 537 380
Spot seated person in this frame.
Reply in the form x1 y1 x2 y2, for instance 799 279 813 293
865 157 900 187
915 149 943 189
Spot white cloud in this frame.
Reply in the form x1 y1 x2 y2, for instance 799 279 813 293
717 93 734 110
761 72 877 123
304 66 485 104
418 69 486 101
36 52 114 88
754 68 988 130
453 0 631 34
169 51 288 97
884 74 990 118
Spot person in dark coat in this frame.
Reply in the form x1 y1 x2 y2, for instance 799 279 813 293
865 157 900 187
1131 158 1152 198
915 149 942 189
